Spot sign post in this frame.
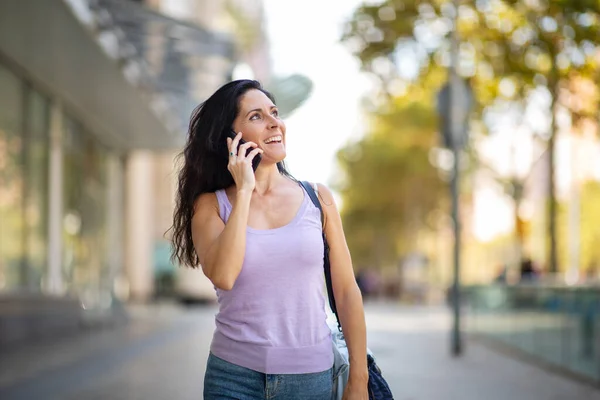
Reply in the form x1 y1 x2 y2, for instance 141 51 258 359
436 1 473 356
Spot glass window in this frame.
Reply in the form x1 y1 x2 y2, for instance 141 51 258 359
23 89 50 289
62 117 86 292
62 117 108 306
0 64 24 290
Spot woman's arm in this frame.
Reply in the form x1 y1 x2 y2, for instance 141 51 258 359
191 189 252 290
191 134 261 291
317 183 369 397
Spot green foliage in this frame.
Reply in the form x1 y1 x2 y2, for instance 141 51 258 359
343 1 600 138
335 94 446 268
343 1 600 90
342 0 600 271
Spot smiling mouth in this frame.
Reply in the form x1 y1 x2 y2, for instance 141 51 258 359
264 135 282 144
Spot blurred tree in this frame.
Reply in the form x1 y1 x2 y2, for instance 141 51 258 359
342 0 600 272
557 180 600 276
334 78 446 269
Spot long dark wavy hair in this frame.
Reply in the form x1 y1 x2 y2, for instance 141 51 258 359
169 79 294 268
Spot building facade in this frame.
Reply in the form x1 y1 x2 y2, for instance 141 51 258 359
0 0 237 344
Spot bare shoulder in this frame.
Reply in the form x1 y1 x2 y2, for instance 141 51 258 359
313 183 347 241
193 192 220 220
314 183 337 209
313 183 340 231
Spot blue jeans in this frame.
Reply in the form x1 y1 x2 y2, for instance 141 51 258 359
203 353 333 400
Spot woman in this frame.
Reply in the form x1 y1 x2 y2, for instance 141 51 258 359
170 80 368 399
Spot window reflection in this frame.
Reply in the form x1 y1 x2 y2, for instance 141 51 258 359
0 64 25 290
62 117 108 306
24 89 50 289
0 66 51 291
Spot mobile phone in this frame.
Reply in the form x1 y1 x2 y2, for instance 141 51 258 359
228 130 262 171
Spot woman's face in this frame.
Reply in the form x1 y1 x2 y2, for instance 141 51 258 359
232 89 286 164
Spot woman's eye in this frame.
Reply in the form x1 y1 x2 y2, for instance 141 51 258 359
250 113 260 120
272 109 279 117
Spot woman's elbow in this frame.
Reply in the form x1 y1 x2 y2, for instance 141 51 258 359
202 265 236 291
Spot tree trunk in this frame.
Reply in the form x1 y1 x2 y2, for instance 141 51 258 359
513 180 524 272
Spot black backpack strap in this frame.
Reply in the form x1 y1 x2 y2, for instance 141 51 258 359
299 181 342 332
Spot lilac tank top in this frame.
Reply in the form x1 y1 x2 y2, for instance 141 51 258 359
209 185 333 374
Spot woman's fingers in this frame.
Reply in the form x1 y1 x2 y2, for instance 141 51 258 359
226 138 236 159
228 132 243 156
225 133 260 191
246 147 264 162
237 141 258 159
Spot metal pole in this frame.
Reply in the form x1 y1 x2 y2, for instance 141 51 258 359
450 0 462 357
450 147 462 356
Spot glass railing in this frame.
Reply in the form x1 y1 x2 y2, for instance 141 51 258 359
465 284 600 382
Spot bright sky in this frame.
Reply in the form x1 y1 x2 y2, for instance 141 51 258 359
262 0 371 193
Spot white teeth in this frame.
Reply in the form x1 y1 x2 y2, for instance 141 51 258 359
265 136 282 144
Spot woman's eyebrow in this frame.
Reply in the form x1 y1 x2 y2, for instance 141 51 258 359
245 105 277 117
245 108 262 116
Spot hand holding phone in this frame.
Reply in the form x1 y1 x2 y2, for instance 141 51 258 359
226 131 263 192
227 130 262 171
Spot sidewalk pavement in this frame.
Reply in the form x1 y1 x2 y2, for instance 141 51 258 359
365 302 600 400
1 301 599 399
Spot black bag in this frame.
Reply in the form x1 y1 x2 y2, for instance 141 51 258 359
299 181 394 400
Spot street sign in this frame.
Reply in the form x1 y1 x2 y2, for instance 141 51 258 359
436 78 473 149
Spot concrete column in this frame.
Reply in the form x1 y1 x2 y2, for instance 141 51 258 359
106 154 124 293
46 100 64 295
125 151 155 301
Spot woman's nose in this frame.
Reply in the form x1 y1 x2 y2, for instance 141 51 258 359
267 114 279 128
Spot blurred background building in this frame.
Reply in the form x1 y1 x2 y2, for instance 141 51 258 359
0 0 283 346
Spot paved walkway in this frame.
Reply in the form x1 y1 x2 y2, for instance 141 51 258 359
0 301 599 399
366 302 600 400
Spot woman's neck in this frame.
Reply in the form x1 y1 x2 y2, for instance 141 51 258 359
253 164 287 195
